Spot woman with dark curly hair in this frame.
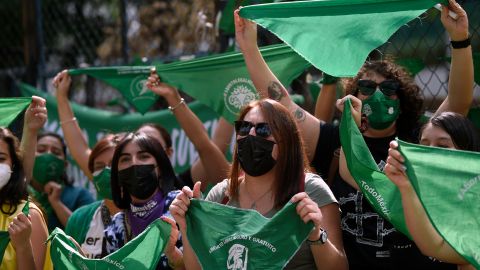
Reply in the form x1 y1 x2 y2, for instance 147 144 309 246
342 60 424 142
235 0 473 269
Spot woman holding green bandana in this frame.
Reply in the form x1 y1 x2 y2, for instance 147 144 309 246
54 70 128 258
234 0 472 269
385 112 480 269
110 132 184 269
0 96 53 270
64 134 128 259
29 132 94 232
171 99 348 270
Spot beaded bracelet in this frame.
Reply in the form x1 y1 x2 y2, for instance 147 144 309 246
168 98 185 112
60 117 77 126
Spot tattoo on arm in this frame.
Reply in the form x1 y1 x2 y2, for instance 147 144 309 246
267 81 287 101
293 107 306 123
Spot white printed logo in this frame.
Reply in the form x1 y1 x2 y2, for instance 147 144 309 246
224 78 258 114
362 104 372 116
130 75 156 102
227 244 248 270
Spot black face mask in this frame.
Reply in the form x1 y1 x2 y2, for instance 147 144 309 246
117 164 158 200
237 135 276 177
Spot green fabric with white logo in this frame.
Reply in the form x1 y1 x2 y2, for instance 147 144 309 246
0 202 29 263
69 44 310 122
240 0 446 77
65 200 102 246
186 199 313 269
19 82 221 174
69 67 158 115
340 98 410 237
397 139 480 269
0 97 31 127
48 218 170 270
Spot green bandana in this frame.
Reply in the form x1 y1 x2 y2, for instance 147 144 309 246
93 168 113 200
0 98 31 127
0 201 29 263
48 218 171 270
340 98 410 237
33 153 65 185
362 91 400 130
398 139 480 269
186 199 314 269
239 0 446 77
69 66 157 114
69 44 310 122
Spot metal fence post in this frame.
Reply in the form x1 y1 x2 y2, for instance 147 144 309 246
35 0 46 91
120 0 129 64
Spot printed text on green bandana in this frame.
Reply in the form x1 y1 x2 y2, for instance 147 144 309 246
186 199 313 269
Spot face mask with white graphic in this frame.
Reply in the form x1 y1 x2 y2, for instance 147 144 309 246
0 163 13 190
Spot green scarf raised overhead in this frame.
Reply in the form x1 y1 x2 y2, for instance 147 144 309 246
0 98 31 127
339 98 410 237
186 199 313 269
240 0 446 77
48 218 171 270
398 139 480 268
69 66 156 114
0 202 29 263
69 44 310 122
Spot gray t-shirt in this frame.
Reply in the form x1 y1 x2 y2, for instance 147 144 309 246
206 172 338 270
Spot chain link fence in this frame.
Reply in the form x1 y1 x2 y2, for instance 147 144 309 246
377 0 480 111
0 0 478 113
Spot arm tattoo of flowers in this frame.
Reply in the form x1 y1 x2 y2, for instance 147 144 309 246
267 81 286 101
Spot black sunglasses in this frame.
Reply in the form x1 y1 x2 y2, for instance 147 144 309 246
357 79 401 97
234 120 272 138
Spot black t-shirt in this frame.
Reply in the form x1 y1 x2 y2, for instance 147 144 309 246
313 122 455 270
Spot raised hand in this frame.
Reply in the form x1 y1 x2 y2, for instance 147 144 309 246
24 96 47 132
145 67 179 99
169 182 201 233
234 9 258 52
53 70 72 99
440 0 469 41
336 95 363 127
384 140 410 189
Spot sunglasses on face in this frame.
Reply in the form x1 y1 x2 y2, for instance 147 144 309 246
357 79 401 97
234 120 272 138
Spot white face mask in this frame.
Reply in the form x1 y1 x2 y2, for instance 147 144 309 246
0 163 12 190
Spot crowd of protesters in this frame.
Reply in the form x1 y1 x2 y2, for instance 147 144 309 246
0 0 477 269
